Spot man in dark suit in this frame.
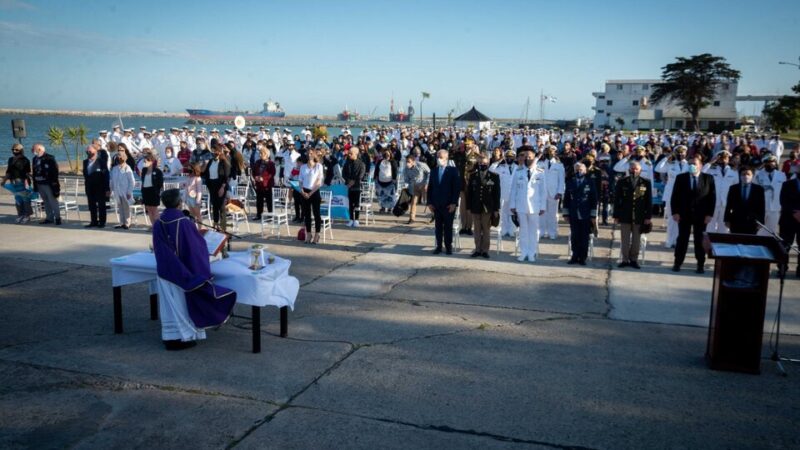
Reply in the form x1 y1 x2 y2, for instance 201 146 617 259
779 164 800 277
563 162 598 265
427 149 461 255
724 167 764 234
466 154 501 258
670 155 716 273
83 145 110 228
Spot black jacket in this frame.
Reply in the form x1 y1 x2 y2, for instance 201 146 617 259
562 176 598 220
140 166 164 192
724 183 765 234
5 155 31 181
342 158 366 191
466 169 501 214
83 154 110 192
32 153 59 191
613 175 652 224
671 173 716 221
202 158 231 189
779 177 800 228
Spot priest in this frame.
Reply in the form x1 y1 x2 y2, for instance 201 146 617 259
152 189 236 350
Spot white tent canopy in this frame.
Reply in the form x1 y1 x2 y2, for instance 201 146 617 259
454 107 492 131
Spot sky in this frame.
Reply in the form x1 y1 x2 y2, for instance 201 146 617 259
0 0 798 119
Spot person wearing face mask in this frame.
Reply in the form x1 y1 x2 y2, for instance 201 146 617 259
655 145 692 248
82 144 110 228
613 161 652 269
162 146 183 177
176 141 192 173
670 155 716 273
490 149 518 237
426 149 461 255
466 154 500 258
562 162 597 265
403 154 430 224
702 150 738 233
2 143 33 224
30 143 61 225
779 163 800 277
190 137 213 173
613 145 654 182
509 146 546 263
723 167 764 235
537 145 565 240
754 155 786 235
109 150 136 229
202 142 231 230
140 153 164 226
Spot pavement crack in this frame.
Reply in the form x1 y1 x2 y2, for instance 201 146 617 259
286 404 600 449
226 345 360 449
0 268 76 288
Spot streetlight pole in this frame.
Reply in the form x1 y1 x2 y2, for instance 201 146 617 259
778 56 800 69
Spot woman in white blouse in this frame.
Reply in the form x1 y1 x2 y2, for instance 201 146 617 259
110 149 135 229
299 149 324 244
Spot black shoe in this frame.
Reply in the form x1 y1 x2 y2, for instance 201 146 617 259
114 225 124 229
567 258 578 265
466 229 473 235
796 269 800 279
54 218 62 225
602 221 609 226
445 248 453 255
470 251 480 258
97 224 106 229
696 266 705 274
629 261 641 270
617 261 629 268
432 248 442 255
458 229 468 235
578 259 587 266
671 264 680 272
121 225 129 230
84 223 97 228
163 340 197 351
39 219 53 225
481 252 490 259
252 215 261 221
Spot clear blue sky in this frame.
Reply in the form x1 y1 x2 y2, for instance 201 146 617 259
0 0 798 118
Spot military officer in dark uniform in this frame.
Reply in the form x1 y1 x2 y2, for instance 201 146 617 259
613 161 652 269
466 154 501 258
562 162 598 265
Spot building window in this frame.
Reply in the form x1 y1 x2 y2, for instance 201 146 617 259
597 110 605 114
675 120 683 128
632 100 639 106
598 95 605 99
606 113 611 117
713 100 720 107
607 100 613 106
617 84 623 90
642 84 649 90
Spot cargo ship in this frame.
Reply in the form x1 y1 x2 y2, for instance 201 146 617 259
389 98 414 122
337 105 359 121
186 101 285 124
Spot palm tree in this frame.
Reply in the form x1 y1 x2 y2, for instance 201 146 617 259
46 126 73 172
66 125 89 173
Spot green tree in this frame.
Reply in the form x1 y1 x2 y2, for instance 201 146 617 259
46 126 73 172
65 125 89 173
763 81 800 133
615 117 625 130
650 53 741 131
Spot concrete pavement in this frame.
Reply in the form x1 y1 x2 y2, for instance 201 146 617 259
0 191 798 449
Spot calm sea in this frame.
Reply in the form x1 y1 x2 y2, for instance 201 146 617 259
0 114 365 164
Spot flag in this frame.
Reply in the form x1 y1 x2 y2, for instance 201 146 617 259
549 96 558 103
422 92 430 99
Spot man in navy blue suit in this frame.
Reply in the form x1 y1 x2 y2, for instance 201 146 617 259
427 149 461 255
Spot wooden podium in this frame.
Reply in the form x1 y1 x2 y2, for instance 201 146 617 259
704 233 788 374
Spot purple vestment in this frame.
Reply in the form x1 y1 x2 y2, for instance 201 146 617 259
152 208 236 328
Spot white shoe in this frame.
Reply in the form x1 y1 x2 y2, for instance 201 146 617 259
528 256 536 262
549 236 557 240
353 220 360 228
15 217 23 224
347 220 353 227
21 216 30 224
517 255 527 262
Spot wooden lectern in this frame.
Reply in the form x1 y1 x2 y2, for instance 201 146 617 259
704 233 788 374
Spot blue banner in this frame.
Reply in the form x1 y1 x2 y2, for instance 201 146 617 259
320 184 350 221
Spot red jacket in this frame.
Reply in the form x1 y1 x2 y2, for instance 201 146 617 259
251 159 276 191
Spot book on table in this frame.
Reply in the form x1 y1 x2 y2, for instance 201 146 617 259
201 229 228 257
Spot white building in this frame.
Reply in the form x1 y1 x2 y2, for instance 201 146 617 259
592 79 738 131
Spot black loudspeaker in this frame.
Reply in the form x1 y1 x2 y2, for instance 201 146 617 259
12 119 26 139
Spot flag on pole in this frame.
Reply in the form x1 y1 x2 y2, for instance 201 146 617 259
422 92 430 99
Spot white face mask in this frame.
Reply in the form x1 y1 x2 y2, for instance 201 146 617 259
437 158 447 167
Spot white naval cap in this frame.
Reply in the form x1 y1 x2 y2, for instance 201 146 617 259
113 124 121 129
158 128 165 132
170 127 179 131
99 130 108 134
124 128 133 133
139 126 147 129
211 128 219 133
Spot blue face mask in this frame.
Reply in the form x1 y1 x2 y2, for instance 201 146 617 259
689 165 698 175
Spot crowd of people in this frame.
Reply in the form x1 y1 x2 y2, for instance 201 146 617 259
3 124 799 275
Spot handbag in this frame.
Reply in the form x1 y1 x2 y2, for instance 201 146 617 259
297 227 306 241
490 211 500 227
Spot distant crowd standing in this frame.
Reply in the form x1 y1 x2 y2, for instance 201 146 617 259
4 124 799 275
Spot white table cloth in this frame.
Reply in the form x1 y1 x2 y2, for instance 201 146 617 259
110 251 299 309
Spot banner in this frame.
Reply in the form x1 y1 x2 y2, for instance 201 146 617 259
320 184 350 221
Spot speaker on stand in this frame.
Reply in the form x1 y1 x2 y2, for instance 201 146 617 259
11 119 27 145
